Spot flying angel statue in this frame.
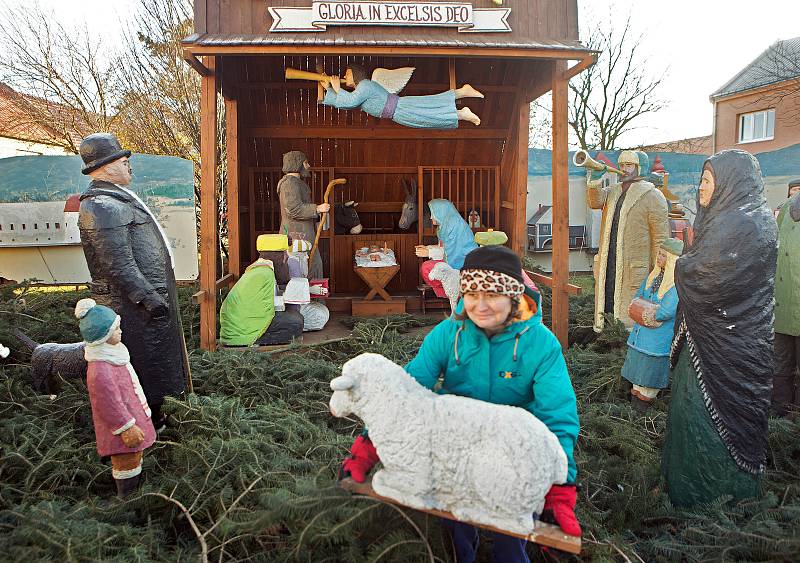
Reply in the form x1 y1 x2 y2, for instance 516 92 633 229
321 64 483 128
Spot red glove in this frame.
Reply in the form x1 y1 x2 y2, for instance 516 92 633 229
542 484 582 536
339 435 379 483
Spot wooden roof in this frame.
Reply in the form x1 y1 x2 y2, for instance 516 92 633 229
711 36 800 99
187 0 587 57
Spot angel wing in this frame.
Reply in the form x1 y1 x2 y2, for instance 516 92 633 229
371 67 416 94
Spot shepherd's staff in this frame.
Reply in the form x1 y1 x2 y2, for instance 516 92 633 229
310 178 347 265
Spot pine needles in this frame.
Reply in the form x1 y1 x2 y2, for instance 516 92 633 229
1 281 799 562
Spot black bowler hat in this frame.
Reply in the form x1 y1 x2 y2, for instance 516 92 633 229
79 133 132 175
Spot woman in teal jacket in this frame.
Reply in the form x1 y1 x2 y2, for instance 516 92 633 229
341 246 580 563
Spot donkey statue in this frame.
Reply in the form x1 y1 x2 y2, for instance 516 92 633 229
398 179 433 231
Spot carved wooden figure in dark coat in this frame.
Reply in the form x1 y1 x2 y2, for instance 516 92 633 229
77 134 188 426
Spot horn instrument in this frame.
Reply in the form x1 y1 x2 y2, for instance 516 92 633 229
572 149 624 176
285 68 337 83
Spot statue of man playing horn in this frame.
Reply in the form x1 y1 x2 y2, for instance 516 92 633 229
586 151 669 332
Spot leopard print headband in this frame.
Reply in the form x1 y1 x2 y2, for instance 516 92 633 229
459 269 525 297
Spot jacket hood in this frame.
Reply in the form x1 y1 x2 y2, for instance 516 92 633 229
282 150 310 176
428 199 478 269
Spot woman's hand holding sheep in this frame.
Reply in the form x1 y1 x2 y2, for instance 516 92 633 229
339 435 379 483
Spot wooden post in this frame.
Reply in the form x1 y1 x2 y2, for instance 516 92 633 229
512 101 529 255
448 59 456 91
551 61 570 349
225 91 240 279
200 56 218 351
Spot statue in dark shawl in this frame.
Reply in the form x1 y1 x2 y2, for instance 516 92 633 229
662 150 778 508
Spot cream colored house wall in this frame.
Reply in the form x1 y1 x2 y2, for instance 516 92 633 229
0 136 70 159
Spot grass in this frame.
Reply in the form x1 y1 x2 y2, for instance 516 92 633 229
1 280 798 562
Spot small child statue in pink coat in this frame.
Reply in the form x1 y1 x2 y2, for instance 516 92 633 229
75 298 156 498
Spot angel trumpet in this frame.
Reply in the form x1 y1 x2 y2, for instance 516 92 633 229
572 149 624 176
285 68 336 83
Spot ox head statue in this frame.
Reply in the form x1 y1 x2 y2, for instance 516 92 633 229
334 201 362 235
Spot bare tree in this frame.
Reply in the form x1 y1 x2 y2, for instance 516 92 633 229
118 0 202 179
746 39 800 126
117 0 227 265
568 16 666 151
528 100 553 149
0 0 227 262
0 2 123 152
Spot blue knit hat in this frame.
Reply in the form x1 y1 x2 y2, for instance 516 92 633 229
75 298 120 344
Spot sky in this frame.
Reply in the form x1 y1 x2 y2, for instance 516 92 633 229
580 0 800 147
8 0 800 148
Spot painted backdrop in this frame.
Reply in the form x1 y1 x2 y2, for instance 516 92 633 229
0 154 198 283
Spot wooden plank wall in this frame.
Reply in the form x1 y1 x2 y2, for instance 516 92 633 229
193 0 580 44
220 54 539 293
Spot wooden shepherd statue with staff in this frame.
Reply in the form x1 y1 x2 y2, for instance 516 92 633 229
277 150 331 279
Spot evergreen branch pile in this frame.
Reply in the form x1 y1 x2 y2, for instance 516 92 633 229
0 282 798 561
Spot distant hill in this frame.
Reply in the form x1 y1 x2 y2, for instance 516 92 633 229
0 154 194 203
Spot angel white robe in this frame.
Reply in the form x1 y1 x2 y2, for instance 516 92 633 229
323 79 458 129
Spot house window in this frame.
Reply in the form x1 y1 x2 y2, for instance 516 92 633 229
739 109 775 143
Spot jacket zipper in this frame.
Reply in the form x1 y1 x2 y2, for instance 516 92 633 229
487 337 493 399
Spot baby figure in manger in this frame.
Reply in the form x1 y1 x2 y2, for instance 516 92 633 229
322 64 483 128
355 242 397 268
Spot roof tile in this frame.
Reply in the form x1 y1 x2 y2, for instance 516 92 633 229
711 36 800 99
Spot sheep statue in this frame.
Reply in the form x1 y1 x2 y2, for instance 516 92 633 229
14 329 87 393
329 353 568 536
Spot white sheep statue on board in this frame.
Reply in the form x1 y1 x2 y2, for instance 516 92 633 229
329 353 568 536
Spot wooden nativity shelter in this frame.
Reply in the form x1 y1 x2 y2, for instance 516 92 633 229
183 0 595 351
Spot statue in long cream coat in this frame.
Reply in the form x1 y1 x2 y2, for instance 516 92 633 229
587 151 669 331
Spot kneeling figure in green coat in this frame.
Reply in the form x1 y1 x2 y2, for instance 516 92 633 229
220 234 303 347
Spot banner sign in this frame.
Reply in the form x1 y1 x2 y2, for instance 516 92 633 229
268 2 511 33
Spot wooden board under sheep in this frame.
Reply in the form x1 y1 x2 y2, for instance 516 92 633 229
340 477 582 554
